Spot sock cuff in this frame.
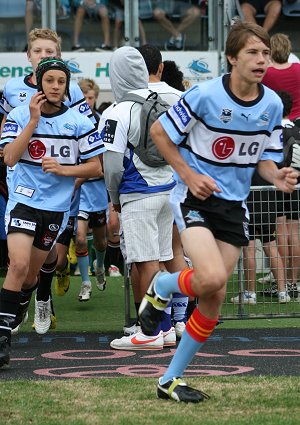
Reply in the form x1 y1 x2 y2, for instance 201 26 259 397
178 268 197 297
186 308 218 343
41 256 58 273
76 249 88 257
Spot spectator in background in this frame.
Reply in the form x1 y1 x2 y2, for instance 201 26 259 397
239 0 282 32
262 33 300 127
161 60 185 91
153 0 207 50
78 78 101 123
72 0 112 51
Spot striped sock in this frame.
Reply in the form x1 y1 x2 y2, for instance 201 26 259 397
156 268 197 299
160 308 218 384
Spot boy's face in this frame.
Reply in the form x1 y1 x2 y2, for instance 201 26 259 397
227 36 271 84
41 69 67 105
84 89 97 109
28 39 59 74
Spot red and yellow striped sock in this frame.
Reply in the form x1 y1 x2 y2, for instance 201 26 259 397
178 268 197 297
186 308 218 343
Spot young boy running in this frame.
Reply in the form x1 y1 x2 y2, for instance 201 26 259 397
139 21 298 403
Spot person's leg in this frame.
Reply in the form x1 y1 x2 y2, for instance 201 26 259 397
153 7 177 37
75 218 91 301
92 219 107 291
231 241 257 304
263 0 282 32
25 0 35 38
98 4 111 47
176 6 201 34
286 219 300 284
73 6 85 47
155 229 240 400
240 1 258 23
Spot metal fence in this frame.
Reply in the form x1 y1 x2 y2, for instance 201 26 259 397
124 185 300 325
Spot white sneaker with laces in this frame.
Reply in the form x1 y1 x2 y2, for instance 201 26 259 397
278 291 291 303
78 281 92 302
108 265 122 277
93 260 106 291
258 272 275 284
110 330 164 350
34 297 51 335
163 327 176 347
174 321 186 338
230 291 257 305
123 322 141 336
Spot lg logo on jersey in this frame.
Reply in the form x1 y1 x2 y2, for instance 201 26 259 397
212 137 259 160
28 140 71 159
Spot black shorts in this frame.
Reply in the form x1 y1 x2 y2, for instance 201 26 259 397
282 189 300 221
77 210 107 228
56 216 76 246
7 203 65 251
180 192 249 247
247 188 283 243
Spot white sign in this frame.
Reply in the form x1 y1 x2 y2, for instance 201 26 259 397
0 51 219 94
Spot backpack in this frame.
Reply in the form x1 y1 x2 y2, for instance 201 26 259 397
282 126 300 171
121 91 170 167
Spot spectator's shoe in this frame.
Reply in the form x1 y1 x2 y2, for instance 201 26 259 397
230 292 257 305
286 282 298 298
95 44 113 52
34 297 52 335
0 336 11 368
110 330 164 350
165 34 185 51
71 45 85 52
278 291 291 304
258 272 275 284
163 327 176 347
174 321 186 339
108 264 122 277
93 261 106 291
123 322 141 336
261 283 278 296
139 270 171 336
157 377 210 403
11 299 31 335
55 256 71 296
78 282 92 302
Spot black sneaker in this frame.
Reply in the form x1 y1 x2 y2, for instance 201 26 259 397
261 283 278 296
139 270 171 336
287 282 298 298
0 336 11 368
157 377 210 403
71 45 85 52
11 298 31 335
95 44 112 52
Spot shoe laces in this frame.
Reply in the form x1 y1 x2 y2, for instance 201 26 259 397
37 301 50 321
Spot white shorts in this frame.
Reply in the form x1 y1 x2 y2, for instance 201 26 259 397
121 194 173 264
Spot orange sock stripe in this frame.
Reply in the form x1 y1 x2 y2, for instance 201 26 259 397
186 309 218 343
75 249 88 257
178 268 197 297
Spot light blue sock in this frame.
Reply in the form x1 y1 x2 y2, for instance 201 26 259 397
95 249 106 269
77 256 90 283
155 272 181 299
160 329 203 385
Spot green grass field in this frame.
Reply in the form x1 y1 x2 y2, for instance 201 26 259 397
0 272 299 425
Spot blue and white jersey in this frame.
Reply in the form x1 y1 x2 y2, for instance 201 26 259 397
0 104 106 212
159 74 284 202
79 178 108 213
70 186 81 217
0 74 96 125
